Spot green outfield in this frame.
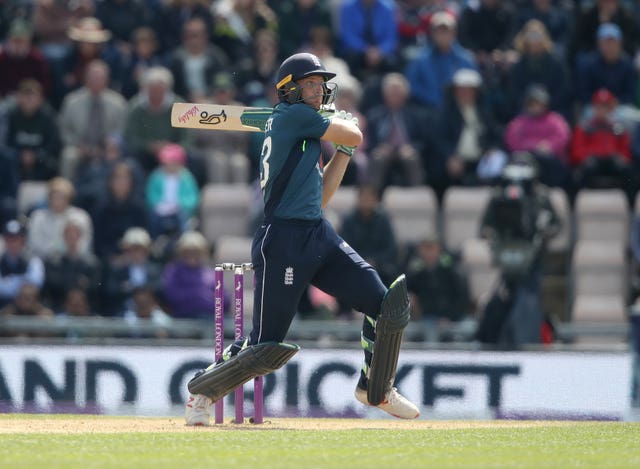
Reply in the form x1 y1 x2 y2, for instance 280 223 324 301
1 415 639 469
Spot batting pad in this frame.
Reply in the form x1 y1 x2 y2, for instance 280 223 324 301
188 342 300 402
367 274 410 406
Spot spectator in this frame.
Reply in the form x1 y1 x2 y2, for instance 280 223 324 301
102 227 162 316
0 219 45 308
514 0 571 58
43 217 100 312
395 0 460 54
274 0 334 60
339 184 398 285
433 68 504 190
166 16 229 103
161 230 215 319
120 27 165 99
569 0 637 64
146 143 199 238
123 66 192 174
58 286 91 318
154 0 215 55
211 0 278 66
306 26 353 87
192 72 250 183
365 72 428 191
123 286 173 338
58 59 128 181
575 23 637 107
507 19 572 121
235 28 280 105
0 18 52 99
337 0 398 81
404 11 476 109
0 153 18 227
406 235 471 341
5 79 61 181
504 84 572 191
95 0 150 48
571 88 636 205
27 177 93 261
92 161 148 260
0 283 53 319
62 17 124 96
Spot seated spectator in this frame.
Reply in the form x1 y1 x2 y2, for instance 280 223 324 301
307 26 354 88
395 0 460 55
406 235 471 341
576 23 637 107
365 72 427 191
504 84 572 191
6 79 62 182
161 230 215 319
27 177 93 261
404 11 477 109
61 17 124 97
0 153 18 226
339 184 398 285
571 88 636 205
514 0 571 58
123 286 173 338
337 0 398 81
0 283 53 319
58 59 128 181
0 18 52 100
43 218 100 312
569 0 637 64
192 72 250 184
120 27 166 100
95 0 150 51
102 227 162 316
0 220 45 308
153 0 215 55
146 143 199 238
434 68 504 190
166 16 229 103
123 66 193 174
275 0 334 60
235 28 281 105
507 19 571 121
57 286 91 318
92 161 148 260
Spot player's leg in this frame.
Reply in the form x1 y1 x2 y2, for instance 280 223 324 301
311 222 419 419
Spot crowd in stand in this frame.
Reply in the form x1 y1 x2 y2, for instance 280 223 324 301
2 0 640 341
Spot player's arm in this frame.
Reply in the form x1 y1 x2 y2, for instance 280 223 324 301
321 151 351 208
320 117 363 147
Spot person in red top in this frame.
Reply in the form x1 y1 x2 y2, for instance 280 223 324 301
570 88 635 205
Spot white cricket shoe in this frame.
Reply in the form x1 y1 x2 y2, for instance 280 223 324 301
355 386 420 419
185 393 212 426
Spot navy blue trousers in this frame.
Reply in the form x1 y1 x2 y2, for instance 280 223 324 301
250 218 387 344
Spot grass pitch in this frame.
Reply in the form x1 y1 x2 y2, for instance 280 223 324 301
1 415 639 469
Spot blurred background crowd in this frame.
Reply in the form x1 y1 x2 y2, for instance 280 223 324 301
1 0 640 346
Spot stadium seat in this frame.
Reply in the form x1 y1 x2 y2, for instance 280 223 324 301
460 238 499 310
200 184 252 243
382 186 438 247
17 181 48 215
574 189 629 244
324 186 357 231
570 240 628 323
441 186 492 253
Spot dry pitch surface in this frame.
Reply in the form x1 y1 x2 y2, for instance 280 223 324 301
0 415 581 433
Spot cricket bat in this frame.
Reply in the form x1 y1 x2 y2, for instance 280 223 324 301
171 102 273 132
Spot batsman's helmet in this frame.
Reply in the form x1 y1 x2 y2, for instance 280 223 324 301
275 52 337 105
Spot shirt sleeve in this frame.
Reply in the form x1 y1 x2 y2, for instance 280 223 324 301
285 104 331 140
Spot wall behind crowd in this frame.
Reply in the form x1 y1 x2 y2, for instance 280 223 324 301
1 0 640 338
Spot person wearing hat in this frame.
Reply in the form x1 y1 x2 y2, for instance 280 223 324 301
191 71 250 184
575 22 637 106
145 143 200 238
505 83 572 191
6 79 62 181
0 18 52 98
0 220 45 309
433 67 503 191
161 230 216 319
405 11 477 108
101 226 163 316
570 87 636 205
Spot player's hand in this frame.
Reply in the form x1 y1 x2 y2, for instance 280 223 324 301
335 110 359 128
334 142 357 157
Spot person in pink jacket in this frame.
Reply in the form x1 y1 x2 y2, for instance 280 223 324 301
504 84 572 193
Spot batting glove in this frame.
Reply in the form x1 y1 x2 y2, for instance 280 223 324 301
334 142 357 157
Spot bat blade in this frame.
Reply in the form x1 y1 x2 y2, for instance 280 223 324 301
171 103 273 132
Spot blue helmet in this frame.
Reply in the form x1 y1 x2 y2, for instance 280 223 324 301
275 53 337 105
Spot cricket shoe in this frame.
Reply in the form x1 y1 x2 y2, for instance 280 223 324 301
185 393 212 426
355 385 420 419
